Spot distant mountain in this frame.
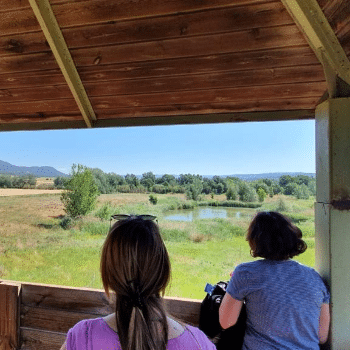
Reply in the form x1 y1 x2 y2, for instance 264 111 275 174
0 160 68 177
199 172 315 180
226 172 315 181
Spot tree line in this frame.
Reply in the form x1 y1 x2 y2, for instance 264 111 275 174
0 174 37 189
54 169 316 202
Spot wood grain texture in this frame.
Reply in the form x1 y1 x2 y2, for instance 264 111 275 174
0 82 325 115
0 282 21 349
0 0 279 36
69 25 306 67
0 65 325 103
20 327 65 350
0 110 315 132
0 45 319 77
0 97 319 127
21 306 101 333
322 0 350 34
21 284 113 314
0 3 293 57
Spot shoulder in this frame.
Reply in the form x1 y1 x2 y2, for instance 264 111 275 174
66 318 105 349
183 326 216 349
232 260 265 278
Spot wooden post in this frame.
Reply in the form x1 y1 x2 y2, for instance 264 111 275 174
0 281 21 350
315 98 350 349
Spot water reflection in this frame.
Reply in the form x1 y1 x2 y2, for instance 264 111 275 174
164 207 251 222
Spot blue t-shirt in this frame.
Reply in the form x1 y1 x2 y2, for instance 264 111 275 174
227 260 330 350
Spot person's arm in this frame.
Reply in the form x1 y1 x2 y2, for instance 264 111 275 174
60 340 67 350
318 303 330 344
219 292 243 329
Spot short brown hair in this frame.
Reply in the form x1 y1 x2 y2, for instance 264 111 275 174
247 211 307 260
101 217 171 350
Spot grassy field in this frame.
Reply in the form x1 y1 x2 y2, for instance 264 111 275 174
0 192 315 299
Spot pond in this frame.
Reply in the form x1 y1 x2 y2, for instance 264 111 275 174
164 206 256 222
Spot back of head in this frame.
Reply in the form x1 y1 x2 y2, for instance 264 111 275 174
101 216 171 350
246 211 307 260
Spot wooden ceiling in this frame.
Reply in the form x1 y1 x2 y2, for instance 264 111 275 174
0 0 349 131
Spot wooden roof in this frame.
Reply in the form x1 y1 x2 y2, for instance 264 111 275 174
0 0 349 131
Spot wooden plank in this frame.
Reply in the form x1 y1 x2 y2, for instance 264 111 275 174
0 2 292 56
49 0 278 29
89 82 325 109
0 65 325 103
0 82 325 114
0 45 319 76
83 65 325 97
20 327 65 350
92 97 320 119
69 25 306 67
21 300 201 332
0 0 281 36
0 61 323 91
0 0 31 12
0 97 319 126
0 113 82 125
29 0 96 128
0 107 316 132
0 281 21 350
281 0 350 86
21 283 112 314
21 306 101 333
164 297 201 326
0 24 306 64
323 1 350 34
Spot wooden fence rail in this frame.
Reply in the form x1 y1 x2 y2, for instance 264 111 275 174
0 280 202 350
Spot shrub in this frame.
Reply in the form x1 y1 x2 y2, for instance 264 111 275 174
276 198 289 212
293 184 310 200
226 186 237 200
95 203 114 220
257 188 267 202
60 216 73 230
61 164 99 218
149 194 158 205
238 183 258 202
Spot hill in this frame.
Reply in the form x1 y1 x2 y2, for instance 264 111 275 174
0 160 68 177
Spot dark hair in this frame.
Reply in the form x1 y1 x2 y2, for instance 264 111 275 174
101 217 171 350
246 211 307 260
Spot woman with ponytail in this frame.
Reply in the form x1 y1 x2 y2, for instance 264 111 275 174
61 215 216 350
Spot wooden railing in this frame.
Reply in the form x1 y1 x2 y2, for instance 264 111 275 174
0 280 202 350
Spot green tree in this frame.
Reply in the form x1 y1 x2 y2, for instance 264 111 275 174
257 188 267 202
279 175 294 187
226 186 237 200
54 176 67 189
293 183 310 199
238 182 258 202
185 178 203 200
61 164 99 218
141 172 156 190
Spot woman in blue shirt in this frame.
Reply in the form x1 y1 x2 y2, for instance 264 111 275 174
219 211 330 349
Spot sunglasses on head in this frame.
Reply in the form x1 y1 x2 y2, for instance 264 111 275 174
110 214 158 228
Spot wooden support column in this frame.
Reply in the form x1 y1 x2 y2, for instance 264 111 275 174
0 281 21 350
315 98 350 349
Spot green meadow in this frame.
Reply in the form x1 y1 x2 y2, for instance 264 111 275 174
0 192 315 299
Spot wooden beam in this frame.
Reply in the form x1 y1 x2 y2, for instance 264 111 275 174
0 110 315 132
0 281 21 350
28 0 96 128
281 0 350 87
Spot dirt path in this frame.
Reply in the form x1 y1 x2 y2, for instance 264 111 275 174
0 189 63 196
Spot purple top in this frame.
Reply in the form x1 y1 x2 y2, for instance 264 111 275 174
66 318 216 350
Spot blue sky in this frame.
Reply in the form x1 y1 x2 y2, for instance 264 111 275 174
0 120 315 176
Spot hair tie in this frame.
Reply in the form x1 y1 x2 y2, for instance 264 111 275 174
128 280 145 309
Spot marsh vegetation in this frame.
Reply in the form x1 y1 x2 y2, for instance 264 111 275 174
0 192 315 299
